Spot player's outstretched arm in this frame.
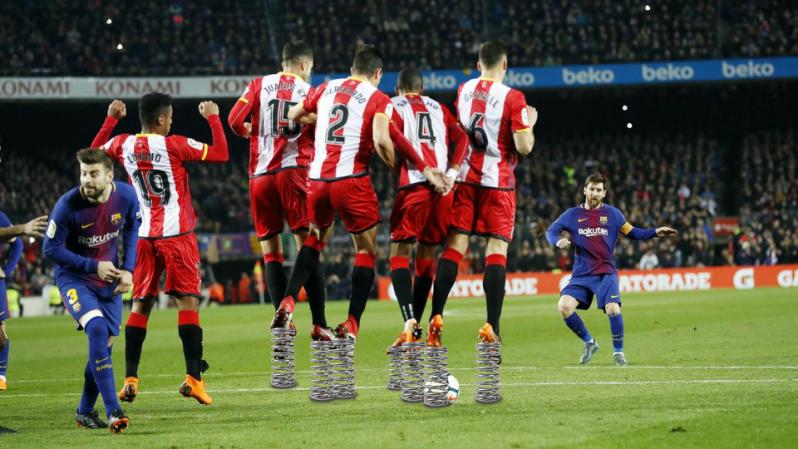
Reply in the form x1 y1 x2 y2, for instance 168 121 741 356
91 100 126 148
0 215 48 242
42 207 101 275
198 101 229 162
0 212 23 275
546 210 571 247
656 227 678 237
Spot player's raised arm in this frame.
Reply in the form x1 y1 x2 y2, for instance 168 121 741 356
91 100 126 147
43 202 102 276
513 106 538 156
619 218 677 240
197 101 229 162
546 209 572 248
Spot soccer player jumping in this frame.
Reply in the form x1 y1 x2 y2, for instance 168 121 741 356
546 173 677 366
428 41 537 345
91 94 229 404
43 149 140 432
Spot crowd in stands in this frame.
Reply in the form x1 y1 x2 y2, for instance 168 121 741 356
2 0 797 76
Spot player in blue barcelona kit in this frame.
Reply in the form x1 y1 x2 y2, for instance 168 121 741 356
43 149 140 433
546 173 676 366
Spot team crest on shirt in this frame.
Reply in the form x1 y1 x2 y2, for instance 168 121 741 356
111 213 122 225
600 216 608 225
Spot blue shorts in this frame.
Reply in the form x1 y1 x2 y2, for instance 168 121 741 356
561 273 621 312
0 280 8 322
59 280 122 336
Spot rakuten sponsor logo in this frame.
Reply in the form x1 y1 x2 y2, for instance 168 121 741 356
563 67 615 85
722 61 775 79
777 269 798 288
642 63 695 81
619 272 711 292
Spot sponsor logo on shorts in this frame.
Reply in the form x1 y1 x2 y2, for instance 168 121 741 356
577 227 609 237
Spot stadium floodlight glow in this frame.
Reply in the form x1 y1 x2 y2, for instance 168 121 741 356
116 43 124 50
627 122 633 129
644 5 651 12
622 105 628 111
106 18 112 25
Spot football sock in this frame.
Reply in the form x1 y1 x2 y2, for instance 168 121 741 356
609 313 624 352
178 311 204 380
431 249 463 317
484 254 507 335
264 253 287 310
305 263 328 327
285 235 325 300
412 257 435 321
348 253 375 326
564 312 593 343
0 338 8 378
124 312 148 378
78 358 99 415
85 318 121 417
389 256 414 322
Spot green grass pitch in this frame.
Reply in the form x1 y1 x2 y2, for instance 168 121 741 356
1 288 796 448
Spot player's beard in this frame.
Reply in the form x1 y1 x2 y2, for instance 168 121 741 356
587 196 602 209
82 182 106 202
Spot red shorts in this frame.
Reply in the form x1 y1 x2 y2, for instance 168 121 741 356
390 183 453 245
450 183 516 242
307 175 381 233
133 232 201 300
250 167 310 240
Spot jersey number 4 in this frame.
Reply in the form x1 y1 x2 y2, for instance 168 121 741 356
132 169 171 207
416 112 437 146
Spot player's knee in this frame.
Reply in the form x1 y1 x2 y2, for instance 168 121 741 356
175 295 199 311
605 303 621 316
558 297 575 318
84 317 108 340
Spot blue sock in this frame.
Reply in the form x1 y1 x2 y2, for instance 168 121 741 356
609 314 624 353
77 360 99 415
85 318 121 417
0 338 9 378
564 313 592 343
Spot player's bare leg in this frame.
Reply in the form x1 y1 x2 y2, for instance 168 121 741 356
273 225 333 329
335 225 379 340
604 302 626 366
119 298 156 402
559 295 598 364
176 295 212 405
388 242 422 349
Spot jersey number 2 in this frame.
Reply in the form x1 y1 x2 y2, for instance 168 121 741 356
325 104 348 145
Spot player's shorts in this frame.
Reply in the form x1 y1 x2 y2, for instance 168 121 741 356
250 167 310 240
450 183 516 242
390 183 454 245
58 279 122 336
133 232 201 300
0 280 8 322
561 273 621 312
307 174 381 233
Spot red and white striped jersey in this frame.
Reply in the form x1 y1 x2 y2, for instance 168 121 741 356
303 77 393 181
455 77 530 190
234 73 314 176
391 94 455 187
102 133 209 238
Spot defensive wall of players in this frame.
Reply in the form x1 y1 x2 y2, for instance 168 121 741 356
1 57 797 99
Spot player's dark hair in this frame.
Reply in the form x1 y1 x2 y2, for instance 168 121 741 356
479 41 508 68
139 92 172 127
77 148 113 172
283 40 313 64
352 45 384 76
397 66 424 92
584 173 607 189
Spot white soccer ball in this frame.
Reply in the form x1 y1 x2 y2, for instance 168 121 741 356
424 373 460 405
446 374 460 404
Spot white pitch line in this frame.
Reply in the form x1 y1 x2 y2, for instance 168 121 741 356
9 365 797 384
1 378 794 399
